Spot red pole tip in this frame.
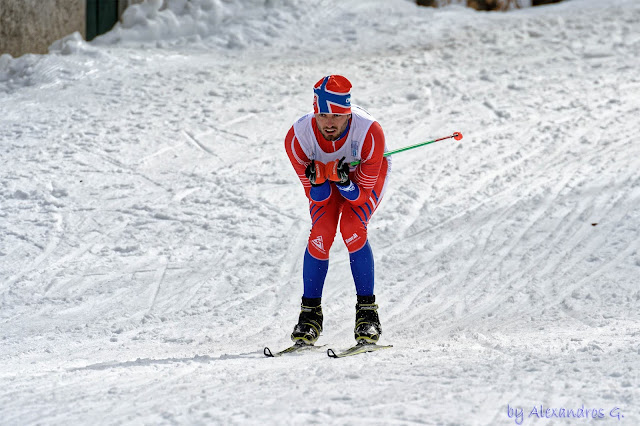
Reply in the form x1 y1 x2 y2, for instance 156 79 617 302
453 132 463 141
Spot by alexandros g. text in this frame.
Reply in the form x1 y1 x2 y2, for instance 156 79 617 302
507 404 624 424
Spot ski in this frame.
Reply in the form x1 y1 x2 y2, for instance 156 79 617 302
263 342 326 357
327 342 393 358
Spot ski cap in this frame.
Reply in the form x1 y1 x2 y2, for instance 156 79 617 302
313 75 352 114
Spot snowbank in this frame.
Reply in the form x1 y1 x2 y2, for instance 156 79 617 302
95 0 430 50
1 0 429 93
0 33 104 93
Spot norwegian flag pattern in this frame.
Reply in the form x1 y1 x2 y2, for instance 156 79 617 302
313 76 351 114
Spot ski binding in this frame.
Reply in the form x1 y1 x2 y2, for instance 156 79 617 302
327 342 393 358
264 342 325 357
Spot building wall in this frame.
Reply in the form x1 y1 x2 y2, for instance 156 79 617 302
0 0 85 57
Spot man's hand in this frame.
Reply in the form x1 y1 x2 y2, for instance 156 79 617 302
305 160 327 186
325 157 350 185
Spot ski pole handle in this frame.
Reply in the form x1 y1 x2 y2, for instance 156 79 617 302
349 132 463 166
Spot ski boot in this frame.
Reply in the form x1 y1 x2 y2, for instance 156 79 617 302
354 295 382 344
291 297 323 345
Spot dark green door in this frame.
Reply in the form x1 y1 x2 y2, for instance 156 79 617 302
86 0 119 41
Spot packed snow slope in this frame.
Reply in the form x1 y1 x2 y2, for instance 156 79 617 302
1 0 639 424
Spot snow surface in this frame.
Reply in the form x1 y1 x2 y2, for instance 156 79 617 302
1 0 639 424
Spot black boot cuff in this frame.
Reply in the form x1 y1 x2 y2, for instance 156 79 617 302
357 295 376 305
302 296 322 307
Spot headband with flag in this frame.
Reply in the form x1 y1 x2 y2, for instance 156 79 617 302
313 75 352 114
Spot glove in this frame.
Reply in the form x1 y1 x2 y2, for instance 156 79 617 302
325 157 350 185
305 160 327 186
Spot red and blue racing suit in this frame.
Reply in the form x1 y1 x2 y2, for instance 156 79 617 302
284 110 389 298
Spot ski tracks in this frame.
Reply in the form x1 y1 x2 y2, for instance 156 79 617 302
380 91 639 343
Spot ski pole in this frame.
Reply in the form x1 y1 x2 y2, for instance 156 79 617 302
349 132 463 166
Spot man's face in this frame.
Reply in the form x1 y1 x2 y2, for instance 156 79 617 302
315 113 351 141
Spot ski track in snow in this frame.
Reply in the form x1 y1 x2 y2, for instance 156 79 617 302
1 0 639 424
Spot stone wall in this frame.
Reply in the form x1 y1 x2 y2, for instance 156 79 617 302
0 0 85 57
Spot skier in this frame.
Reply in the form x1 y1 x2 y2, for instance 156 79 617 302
284 75 391 345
